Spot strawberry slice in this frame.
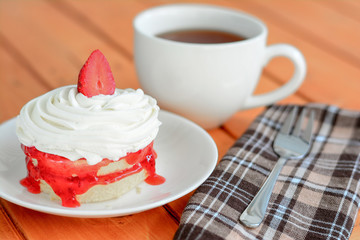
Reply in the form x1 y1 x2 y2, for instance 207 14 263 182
77 49 115 97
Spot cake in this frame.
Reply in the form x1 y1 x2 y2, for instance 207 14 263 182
16 50 164 207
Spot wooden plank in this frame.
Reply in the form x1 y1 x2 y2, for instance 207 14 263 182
249 0 360 65
0 12 49 240
1 200 178 240
0 0 139 90
319 0 360 22
0 42 48 122
0 203 24 240
51 0 148 59
352 213 360 240
0 0 77 89
227 0 360 109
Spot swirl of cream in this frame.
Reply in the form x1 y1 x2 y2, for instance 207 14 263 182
16 85 161 165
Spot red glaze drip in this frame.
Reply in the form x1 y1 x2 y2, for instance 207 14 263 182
142 153 166 185
20 142 165 207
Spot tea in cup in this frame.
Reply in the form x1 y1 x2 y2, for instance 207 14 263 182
134 4 306 129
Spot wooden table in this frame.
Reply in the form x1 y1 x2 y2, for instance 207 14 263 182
1 0 359 239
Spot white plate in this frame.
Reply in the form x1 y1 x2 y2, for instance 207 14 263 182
0 110 217 218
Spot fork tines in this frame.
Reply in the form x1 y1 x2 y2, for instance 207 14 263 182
280 107 315 143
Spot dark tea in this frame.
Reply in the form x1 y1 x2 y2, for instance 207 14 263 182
156 29 246 44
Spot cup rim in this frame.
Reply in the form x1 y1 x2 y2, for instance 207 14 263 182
133 3 267 46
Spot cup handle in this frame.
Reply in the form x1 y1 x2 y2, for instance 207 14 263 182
242 44 306 109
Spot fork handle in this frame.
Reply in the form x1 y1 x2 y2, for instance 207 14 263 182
239 157 287 228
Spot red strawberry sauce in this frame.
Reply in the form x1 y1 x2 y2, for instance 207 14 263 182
20 142 165 207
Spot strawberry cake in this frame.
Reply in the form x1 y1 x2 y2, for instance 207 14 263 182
16 50 164 207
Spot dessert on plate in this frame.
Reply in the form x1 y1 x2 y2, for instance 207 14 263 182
16 49 164 207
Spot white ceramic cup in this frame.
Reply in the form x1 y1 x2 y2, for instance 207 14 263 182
134 4 306 129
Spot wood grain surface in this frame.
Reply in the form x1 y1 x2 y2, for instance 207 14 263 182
0 0 359 239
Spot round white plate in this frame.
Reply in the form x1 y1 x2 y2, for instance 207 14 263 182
0 110 217 218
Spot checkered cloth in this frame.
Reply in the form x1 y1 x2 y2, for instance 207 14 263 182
174 104 360 240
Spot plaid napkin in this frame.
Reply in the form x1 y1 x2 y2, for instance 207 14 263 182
174 104 360 240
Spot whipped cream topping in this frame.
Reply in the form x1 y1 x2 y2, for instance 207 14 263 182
16 85 161 165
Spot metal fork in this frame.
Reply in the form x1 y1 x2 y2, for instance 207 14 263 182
239 107 315 228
